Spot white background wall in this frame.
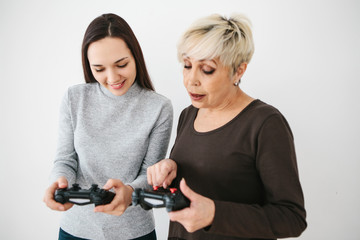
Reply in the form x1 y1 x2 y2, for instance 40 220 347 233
1 0 359 239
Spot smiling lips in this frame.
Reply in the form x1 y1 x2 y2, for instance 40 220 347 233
189 92 205 101
109 80 126 90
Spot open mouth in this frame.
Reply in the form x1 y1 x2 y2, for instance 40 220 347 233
189 92 205 101
109 80 126 90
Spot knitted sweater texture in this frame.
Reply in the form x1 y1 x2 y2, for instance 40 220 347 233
50 82 173 239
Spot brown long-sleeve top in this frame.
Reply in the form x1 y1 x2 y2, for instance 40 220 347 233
168 100 307 240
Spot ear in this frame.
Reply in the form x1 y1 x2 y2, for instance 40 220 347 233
233 62 247 82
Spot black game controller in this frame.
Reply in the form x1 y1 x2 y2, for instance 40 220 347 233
54 184 115 206
132 186 190 212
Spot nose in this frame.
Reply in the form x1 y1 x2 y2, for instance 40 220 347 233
184 68 200 87
106 69 120 84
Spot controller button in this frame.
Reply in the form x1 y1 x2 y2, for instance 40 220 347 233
153 186 159 191
170 188 177 193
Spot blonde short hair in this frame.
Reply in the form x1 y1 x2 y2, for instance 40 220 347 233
177 13 254 76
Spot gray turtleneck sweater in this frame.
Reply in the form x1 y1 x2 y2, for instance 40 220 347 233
50 82 173 239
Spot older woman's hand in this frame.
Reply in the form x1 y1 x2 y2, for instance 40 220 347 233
147 158 177 188
169 178 215 233
94 179 133 216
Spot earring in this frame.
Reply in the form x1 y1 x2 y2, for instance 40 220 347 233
234 79 241 86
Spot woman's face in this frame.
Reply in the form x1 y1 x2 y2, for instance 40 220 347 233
182 56 240 109
87 37 137 96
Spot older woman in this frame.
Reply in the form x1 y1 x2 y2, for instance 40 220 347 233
147 13 307 239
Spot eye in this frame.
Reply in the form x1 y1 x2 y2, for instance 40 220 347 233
95 68 104 72
183 59 192 69
202 66 215 75
117 62 128 68
203 69 215 75
183 61 192 70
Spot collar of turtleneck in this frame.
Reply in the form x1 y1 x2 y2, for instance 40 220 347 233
98 81 143 101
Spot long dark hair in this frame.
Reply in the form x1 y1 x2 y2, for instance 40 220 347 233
81 13 154 91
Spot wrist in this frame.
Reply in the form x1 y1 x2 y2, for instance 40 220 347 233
126 184 134 192
126 185 134 206
207 199 215 227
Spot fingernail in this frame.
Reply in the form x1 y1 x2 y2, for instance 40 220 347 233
103 183 111 189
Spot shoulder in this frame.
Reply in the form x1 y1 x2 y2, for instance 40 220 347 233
65 83 98 100
142 89 171 103
179 105 196 118
177 105 197 127
245 99 285 122
141 89 173 110
67 83 97 94
248 100 293 137
249 99 281 116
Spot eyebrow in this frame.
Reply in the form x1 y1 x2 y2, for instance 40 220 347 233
183 56 217 65
91 57 128 67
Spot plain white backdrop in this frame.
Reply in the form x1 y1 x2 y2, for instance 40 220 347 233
1 0 359 239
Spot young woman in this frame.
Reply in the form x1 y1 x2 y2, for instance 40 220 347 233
43 13 173 240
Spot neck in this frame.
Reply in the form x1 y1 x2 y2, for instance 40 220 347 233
204 88 246 115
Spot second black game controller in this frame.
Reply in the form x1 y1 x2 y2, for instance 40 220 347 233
132 186 190 212
54 184 115 206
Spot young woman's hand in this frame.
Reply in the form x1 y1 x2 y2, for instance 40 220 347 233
94 179 133 216
169 179 215 233
147 158 177 188
43 176 74 211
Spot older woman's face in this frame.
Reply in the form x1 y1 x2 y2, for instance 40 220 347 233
182 57 238 109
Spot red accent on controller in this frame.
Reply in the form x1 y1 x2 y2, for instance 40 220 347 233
170 188 177 193
153 186 159 191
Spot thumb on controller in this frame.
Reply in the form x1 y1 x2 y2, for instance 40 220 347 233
57 176 68 189
179 178 196 202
